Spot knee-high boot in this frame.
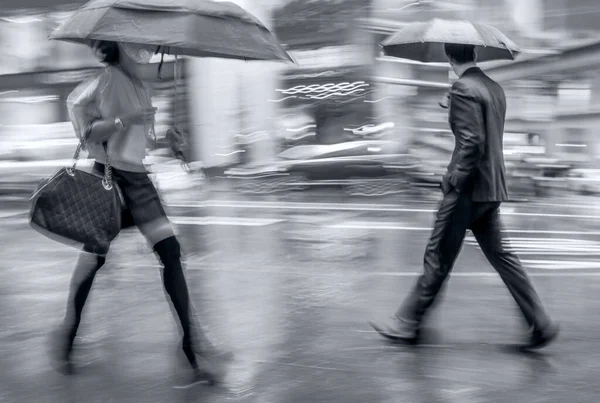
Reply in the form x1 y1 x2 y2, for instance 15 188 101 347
51 251 106 373
154 236 232 384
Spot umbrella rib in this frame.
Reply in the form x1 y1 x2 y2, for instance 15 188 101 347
80 1 262 27
51 1 293 63
86 7 114 43
78 0 118 13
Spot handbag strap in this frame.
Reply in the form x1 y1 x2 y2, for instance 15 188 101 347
69 124 115 191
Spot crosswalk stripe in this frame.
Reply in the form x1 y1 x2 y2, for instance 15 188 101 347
171 216 284 227
325 222 600 235
464 236 600 256
171 200 600 219
521 260 600 270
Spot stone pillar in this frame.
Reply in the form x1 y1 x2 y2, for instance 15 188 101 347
372 59 416 147
540 80 560 156
589 71 600 108
187 58 244 168
588 73 600 163
229 0 283 164
187 0 284 167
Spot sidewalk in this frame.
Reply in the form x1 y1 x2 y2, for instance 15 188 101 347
0 207 599 403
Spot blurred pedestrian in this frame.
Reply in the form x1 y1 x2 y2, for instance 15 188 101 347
50 40 231 384
371 44 559 349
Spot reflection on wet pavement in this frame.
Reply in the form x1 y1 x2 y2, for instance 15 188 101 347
2 194 600 402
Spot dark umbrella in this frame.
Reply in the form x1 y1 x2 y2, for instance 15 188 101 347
49 0 294 63
382 18 521 63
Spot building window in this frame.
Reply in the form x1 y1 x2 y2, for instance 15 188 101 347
557 128 589 155
558 81 591 113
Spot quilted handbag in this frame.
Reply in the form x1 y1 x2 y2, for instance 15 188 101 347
29 139 123 255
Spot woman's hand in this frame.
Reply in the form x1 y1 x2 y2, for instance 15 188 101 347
120 107 157 128
86 107 157 143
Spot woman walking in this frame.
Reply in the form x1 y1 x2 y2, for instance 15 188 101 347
50 40 230 384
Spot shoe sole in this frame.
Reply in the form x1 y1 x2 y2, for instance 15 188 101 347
195 352 234 385
47 332 74 375
369 321 419 345
49 359 73 375
524 325 560 350
172 376 215 389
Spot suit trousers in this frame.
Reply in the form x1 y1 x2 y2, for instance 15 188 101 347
396 189 550 331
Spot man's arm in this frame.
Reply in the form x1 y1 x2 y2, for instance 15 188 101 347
448 81 485 192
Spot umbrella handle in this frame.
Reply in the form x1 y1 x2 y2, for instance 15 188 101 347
174 53 179 127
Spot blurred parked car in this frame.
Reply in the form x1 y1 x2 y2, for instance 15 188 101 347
224 140 434 195
566 169 600 195
508 157 573 198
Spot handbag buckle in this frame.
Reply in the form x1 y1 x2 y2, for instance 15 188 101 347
66 167 76 177
102 178 113 190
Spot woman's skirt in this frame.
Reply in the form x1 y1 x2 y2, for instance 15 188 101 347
93 162 167 229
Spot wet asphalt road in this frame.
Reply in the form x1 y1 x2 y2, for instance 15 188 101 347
2 188 600 403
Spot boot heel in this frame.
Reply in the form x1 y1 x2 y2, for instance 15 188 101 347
48 328 75 375
181 340 198 369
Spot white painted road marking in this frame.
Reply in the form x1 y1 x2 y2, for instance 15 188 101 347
171 200 600 219
520 260 600 270
465 236 600 256
0 211 26 219
325 222 600 235
171 200 433 212
189 267 600 276
7 209 600 237
167 216 600 236
171 216 284 227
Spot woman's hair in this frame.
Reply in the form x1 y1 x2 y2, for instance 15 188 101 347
94 41 120 65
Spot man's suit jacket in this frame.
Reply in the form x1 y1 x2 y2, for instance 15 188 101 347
445 67 509 202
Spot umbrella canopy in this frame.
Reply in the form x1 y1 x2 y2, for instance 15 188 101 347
49 0 294 63
381 18 521 63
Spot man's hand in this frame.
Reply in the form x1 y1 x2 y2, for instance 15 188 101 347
441 173 453 194
439 92 450 109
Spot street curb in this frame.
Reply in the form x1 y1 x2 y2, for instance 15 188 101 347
0 212 28 222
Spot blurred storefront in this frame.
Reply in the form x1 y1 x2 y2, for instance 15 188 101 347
271 0 376 150
360 1 468 163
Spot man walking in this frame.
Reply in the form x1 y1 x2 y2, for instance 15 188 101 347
371 44 559 349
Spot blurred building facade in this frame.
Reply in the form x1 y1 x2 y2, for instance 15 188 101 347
271 0 376 147
363 0 600 168
4 0 600 170
188 0 379 170
485 0 600 166
363 0 473 174
0 0 189 162
0 2 93 160
187 0 291 169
